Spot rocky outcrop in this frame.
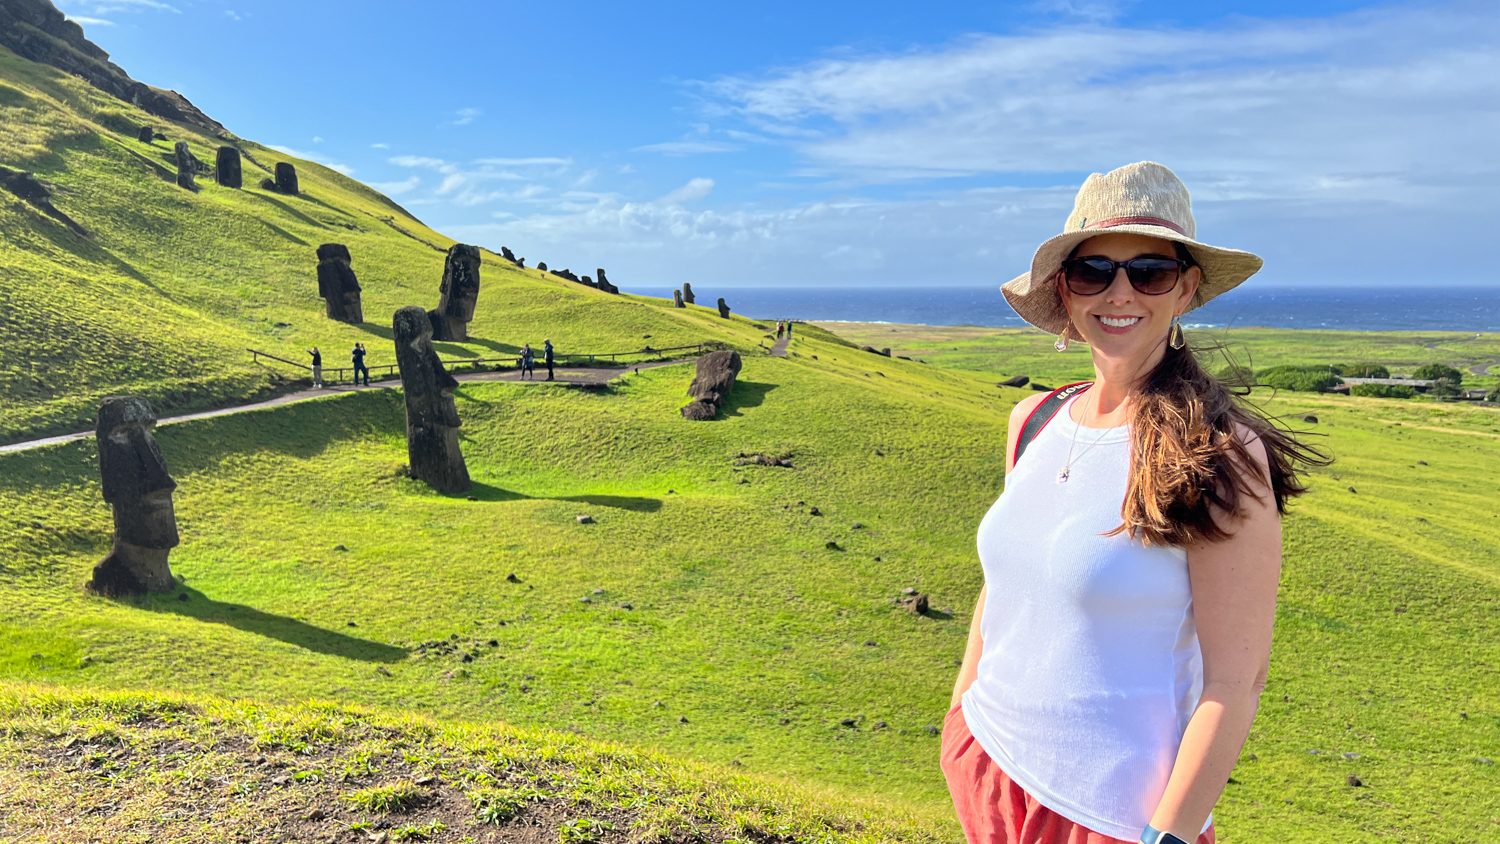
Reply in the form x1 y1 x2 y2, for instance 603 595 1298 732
215 146 241 188
393 306 470 493
0 0 225 133
173 141 197 191
429 243 481 341
716 298 731 319
88 396 179 596
673 289 685 308
316 243 363 324
596 268 618 295
681 349 742 420
681 282 695 304
274 162 298 195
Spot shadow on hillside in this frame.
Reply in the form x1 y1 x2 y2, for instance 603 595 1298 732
153 390 405 472
256 217 310 247
464 481 661 512
136 586 407 663
717 380 777 418
244 190 331 231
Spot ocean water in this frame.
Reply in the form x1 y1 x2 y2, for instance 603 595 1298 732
624 286 1500 332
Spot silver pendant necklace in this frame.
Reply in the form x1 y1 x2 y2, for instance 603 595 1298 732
1059 390 1113 483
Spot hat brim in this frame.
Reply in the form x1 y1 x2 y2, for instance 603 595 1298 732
1000 224 1263 341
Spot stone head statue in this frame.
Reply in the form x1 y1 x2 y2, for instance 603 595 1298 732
430 243 482 341
89 396 178 595
393 306 469 492
316 243 364 323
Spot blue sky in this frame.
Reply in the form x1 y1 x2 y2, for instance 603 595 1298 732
59 0 1500 289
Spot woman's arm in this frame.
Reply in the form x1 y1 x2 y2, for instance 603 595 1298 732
1148 433 1281 840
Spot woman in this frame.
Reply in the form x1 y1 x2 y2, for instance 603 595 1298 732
943 162 1326 844
520 343 535 381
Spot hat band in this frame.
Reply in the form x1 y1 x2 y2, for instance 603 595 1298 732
1082 215 1186 236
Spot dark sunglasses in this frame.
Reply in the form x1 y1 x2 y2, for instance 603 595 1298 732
1061 255 1187 296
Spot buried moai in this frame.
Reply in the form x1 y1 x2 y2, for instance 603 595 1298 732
673 289 685 308
275 161 299 194
681 349 743 420
88 397 180 596
173 142 198 191
717 297 731 319
595 268 618 294
428 243 481 341
136 125 154 143
393 306 471 493
315 243 363 323
215 146 242 189
681 282 695 304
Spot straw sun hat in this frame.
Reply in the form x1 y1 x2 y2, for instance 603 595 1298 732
1001 161 1263 343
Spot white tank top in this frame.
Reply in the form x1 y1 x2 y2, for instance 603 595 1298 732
960 394 1208 840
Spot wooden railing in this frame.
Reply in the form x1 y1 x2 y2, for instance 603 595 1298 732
248 342 726 384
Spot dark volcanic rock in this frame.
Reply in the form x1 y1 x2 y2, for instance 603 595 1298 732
537 262 548 272
1000 375 1029 388
428 243 481 341
681 282 695 304
500 246 518 264
215 146 241 188
673 289 685 308
259 177 276 191
136 125 154 143
716 297 731 319
0 0 225 132
274 162 298 195
681 349 742 421
595 268 618 294
393 306 470 493
173 141 197 191
315 243 363 324
88 396 178 596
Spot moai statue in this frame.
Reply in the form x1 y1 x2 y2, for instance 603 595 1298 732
500 246 518 265
580 275 597 288
393 306 470 493
681 350 742 421
673 289 685 308
515 257 525 268
316 243 363 323
173 142 197 191
136 126 154 143
537 261 548 272
275 161 299 195
428 243 481 341
215 146 242 189
681 282 695 304
88 397 179 596
717 297 731 319
595 268 618 294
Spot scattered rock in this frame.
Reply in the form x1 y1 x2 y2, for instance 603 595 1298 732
274 161 298 195
580 596 592 603
872 721 887 730
840 718 857 728
901 587 916 595
825 541 842 551
1477 757 1494 766
347 621 357 627
334 544 348 551
177 592 189 601
577 515 595 524
999 375 1030 388
808 506 822 516
215 146 241 188
922 725 940 736
315 243 363 324
677 715 688 723
506 573 521 583
304 807 327 821
619 603 633 610
851 522 863 529
734 452 794 468
392 306 470 493
1346 775 1363 787
1342 752 1361 759
897 593 930 615
681 349 743 420
1416 460 1428 465
376 666 391 676
1300 414 1318 423
863 640 877 646
1348 486 1357 494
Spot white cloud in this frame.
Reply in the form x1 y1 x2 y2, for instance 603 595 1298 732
268 145 353 176
389 155 457 173
65 15 113 25
633 141 742 156
452 107 482 126
370 143 390 149
312 136 324 144
224 9 241 21
474 157 572 167
658 178 715 205
59 0 179 12
368 176 420 196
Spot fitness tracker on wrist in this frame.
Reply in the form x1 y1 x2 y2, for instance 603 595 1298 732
1141 824 1191 844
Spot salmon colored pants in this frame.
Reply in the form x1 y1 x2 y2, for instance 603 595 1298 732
941 703 1215 844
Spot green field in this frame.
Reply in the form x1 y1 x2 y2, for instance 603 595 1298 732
3 39 1500 844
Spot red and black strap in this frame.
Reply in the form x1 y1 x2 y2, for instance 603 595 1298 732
1011 382 1093 467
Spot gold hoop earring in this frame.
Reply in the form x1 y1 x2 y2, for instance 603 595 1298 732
1168 317 1185 350
1054 332 1069 352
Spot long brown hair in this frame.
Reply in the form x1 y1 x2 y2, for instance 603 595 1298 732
1111 339 1331 547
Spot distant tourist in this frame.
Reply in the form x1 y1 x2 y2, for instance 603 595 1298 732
943 162 1329 844
306 346 322 388
785 320 793 337
352 342 370 386
776 321 784 339
543 338 555 381
520 343 535 381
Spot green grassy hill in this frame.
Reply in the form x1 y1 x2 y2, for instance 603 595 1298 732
2 37 1499 844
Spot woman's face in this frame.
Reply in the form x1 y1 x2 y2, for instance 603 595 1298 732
1056 232 1201 363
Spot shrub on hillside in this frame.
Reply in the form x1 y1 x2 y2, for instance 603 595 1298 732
1413 363 1463 384
1257 365 1343 392
1338 363 1390 378
1214 364 1255 388
1428 377 1463 399
1350 383 1416 399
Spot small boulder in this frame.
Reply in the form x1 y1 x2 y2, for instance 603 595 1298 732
1000 375 1030 388
506 573 521 583
1301 414 1318 423
577 515 595 524
1346 774 1363 787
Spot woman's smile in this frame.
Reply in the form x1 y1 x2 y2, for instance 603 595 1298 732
1095 314 1144 333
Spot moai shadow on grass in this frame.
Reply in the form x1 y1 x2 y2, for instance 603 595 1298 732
88 396 179 596
429 243 481 341
393 306 471 493
681 349 742 420
316 243 363 323
215 146 241 188
681 282 695 304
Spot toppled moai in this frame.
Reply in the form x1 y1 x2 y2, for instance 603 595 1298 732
500 246 521 266
136 126 154 143
393 306 471 493
88 397 179 596
173 142 197 191
316 243 363 323
215 146 242 189
428 243 481 341
673 289 685 308
275 161 298 195
681 349 742 420
553 268 582 283
0 167 87 235
681 282 695 304
717 297 731 319
580 274 597 288
595 268 618 295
